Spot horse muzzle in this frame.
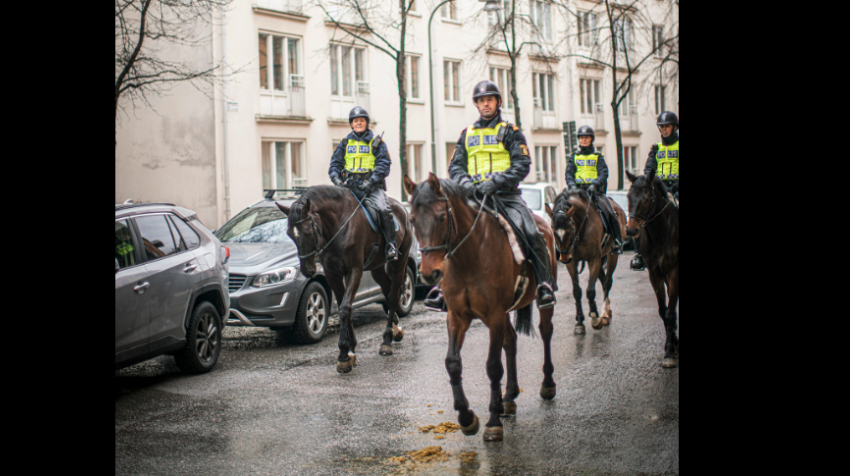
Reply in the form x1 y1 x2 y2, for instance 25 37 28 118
418 268 443 286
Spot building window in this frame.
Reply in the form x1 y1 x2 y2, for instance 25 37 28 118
489 66 514 110
262 141 306 190
408 0 417 14
259 33 300 91
256 0 303 14
408 143 424 182
619 89 636 117
652 25 664 57
330 44 367 97
488 0 510 26
577 11 598 46
623 146 639 176
596 145 603 155
532 72 555 111
534 145 558 183
444 60 461 103
655 85 666 115
405 55 421 100
614 18 633 52
530 1 552 41
441 2 457 20
580 78 601 115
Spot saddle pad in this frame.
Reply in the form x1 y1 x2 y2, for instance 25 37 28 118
351 189 398 234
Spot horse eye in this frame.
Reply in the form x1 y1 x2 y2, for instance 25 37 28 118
438 214 446 223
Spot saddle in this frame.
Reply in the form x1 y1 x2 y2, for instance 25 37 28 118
350 189 399 234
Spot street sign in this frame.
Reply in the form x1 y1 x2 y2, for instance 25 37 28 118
562 121 576 158
226 101 238 112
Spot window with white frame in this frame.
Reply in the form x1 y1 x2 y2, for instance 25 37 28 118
407 143 424 182
444 60 461 103
652 25 664 57
532 72 555 111
655 85 667 115
577 11 598 47
489 66 514 110
405 55 421 100
487 0 510 26
408 0 417 14
619 89 636 117
262 141 306 190
596 145 603 155
534 145 558 183
256 0 302 14
330 44 367 97
530 1 552 41
580 78 600 115
441 2 457 20
623 145 639 176
259 33 301 92
614 18 633 52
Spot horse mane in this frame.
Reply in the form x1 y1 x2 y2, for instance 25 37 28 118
290 185 350 222
552 188 588 228
632 174 669 198
410 177 465 206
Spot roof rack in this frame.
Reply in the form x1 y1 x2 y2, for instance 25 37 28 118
264 188 307 199
115 202 176 212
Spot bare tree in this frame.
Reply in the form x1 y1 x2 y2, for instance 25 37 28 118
115 0 235 146
314 0 416 200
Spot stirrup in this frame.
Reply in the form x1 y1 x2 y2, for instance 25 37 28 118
536 284 555 310
385 244 398 261
611 239 624 255
424 291 446 312
630 255 646 271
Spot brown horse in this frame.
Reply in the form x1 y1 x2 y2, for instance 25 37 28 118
625 170 679 368
276 185 412 373
546 189 627 334
403 173 557 442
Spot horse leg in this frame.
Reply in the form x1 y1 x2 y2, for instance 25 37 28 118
600 253 619 326
662 267 680 368
501 321 518 416
445 310 478 436
538 305 557 399
483 316 507 442
647 268 670 367
567 261 586 335
587 258 604 330
371 266 404 356
336 268 363 373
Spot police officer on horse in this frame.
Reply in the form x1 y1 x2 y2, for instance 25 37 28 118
631 110 678 271
423 80 556 311
564 125 624 254
328 106 399 261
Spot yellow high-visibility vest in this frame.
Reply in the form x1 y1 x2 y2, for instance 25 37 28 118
655 140 679 180
464 122 512 183
574 153 600 184
344 137 377 173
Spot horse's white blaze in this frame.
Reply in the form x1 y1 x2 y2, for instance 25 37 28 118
293 228 299 239
556 229 566 240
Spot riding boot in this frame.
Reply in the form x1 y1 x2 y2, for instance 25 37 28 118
423 285 446 312
381 209 398 261
630 237 646 271
608 213 624 255
528 233 556 309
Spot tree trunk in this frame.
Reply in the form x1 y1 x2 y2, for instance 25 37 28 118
398 2 408 201
606 0 624 190
509 0 522 131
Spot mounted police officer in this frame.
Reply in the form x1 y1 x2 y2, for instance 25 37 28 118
631 110 678 271
423 80 556 311
328 106 399 261
564 125 624 254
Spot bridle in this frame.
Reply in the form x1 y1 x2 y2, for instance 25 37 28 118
554 200 589 258
627 181 672 227
417 191 489 260
291 194 364 260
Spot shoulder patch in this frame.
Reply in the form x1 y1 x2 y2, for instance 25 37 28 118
512 125 519 131
520 144 529 156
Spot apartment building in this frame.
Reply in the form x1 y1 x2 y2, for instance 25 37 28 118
115 0 678 229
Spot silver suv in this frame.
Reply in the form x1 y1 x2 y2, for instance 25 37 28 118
115 201 230 373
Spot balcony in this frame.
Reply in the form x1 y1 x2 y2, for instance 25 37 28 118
533 98 558 131
255 0 302 14
330 81 370 121
619 105 639 133
259 74 306 118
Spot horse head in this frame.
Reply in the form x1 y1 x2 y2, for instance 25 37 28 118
276 196 322 277
549 189 579 263
403 172 457 286
625 169 661 237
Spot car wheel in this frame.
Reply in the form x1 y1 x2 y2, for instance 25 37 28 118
292 282 328 344
174 301 222 374
395 265 416 317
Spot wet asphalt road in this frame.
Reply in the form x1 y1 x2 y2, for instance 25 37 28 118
115 251 678 475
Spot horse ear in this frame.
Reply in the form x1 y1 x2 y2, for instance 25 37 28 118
427 172 442 195
302 197 312 213
276 202 291 216
646 167 656 184
545 203 554 219
564 204 576 218
403 174 416 196
626 170 637 184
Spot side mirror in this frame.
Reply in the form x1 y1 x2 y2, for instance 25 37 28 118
115 258 120 274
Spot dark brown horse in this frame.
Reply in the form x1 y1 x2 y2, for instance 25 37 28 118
276 186 412 373
625 170 679 368
403 173 557 442
546 189 626 334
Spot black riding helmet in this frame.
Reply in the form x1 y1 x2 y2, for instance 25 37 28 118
472 80 502 107
656 111 678 128
577 125 595 145
349 106 370 126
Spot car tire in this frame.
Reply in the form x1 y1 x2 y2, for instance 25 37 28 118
291 282 328 344
174 301 222 374
394 265 416 317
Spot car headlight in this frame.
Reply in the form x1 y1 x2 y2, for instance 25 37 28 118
251 266 298 288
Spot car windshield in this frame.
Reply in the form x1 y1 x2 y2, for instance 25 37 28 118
521 188 542 210
216 206 290 243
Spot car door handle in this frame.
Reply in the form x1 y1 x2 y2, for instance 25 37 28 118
184 263 198 273
134 282 150 293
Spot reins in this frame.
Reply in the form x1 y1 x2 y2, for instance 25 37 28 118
554 197 590 257
293 191 366 260
418 192 491 260
628 182 672 227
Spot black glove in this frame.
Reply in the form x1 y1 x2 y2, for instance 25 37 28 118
587 184 596 195
359 180 374 194
670 182 679 195
331 176 345 188
649 143 659 158
461 179 476 199
477 179 500 196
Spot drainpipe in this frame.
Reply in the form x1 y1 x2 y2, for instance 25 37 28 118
221 5 231 222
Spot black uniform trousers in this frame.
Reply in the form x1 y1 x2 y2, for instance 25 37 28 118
345 174 395 246
576 184 622 243
491 192 554 290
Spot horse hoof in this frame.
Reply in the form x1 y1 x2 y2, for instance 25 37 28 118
348 353 357 367
602 317 611 326
483 426 503 442
392 327 404 342
574 325 586 335
662 358 678 368
461 412 480 436
337 360 353 373
540 384 556 400
379 344 393 356
501 401 517 416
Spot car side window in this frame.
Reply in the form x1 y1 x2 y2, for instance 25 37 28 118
135 215 179 261
169 215 201 250
166 215 187 253
115 219 137 269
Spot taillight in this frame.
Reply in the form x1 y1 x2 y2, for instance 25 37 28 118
225 246 230 258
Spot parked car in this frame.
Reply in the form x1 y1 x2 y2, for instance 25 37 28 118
518 182 559 222
215 190 420 344
115 201 230 373
605 190 635 251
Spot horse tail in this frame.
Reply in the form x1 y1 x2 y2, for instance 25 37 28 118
578 260 586 274
514 303 534 337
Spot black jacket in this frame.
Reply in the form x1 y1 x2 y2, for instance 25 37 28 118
565 145 608 191
644 130 679 178
328 129 391 188
448 112 530 193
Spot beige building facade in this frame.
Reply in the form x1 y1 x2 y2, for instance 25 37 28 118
116 0 678 229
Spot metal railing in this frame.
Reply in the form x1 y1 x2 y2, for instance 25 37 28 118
288 74 305 116
355 81 370 114
256 0 302 14
594 103 605 130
